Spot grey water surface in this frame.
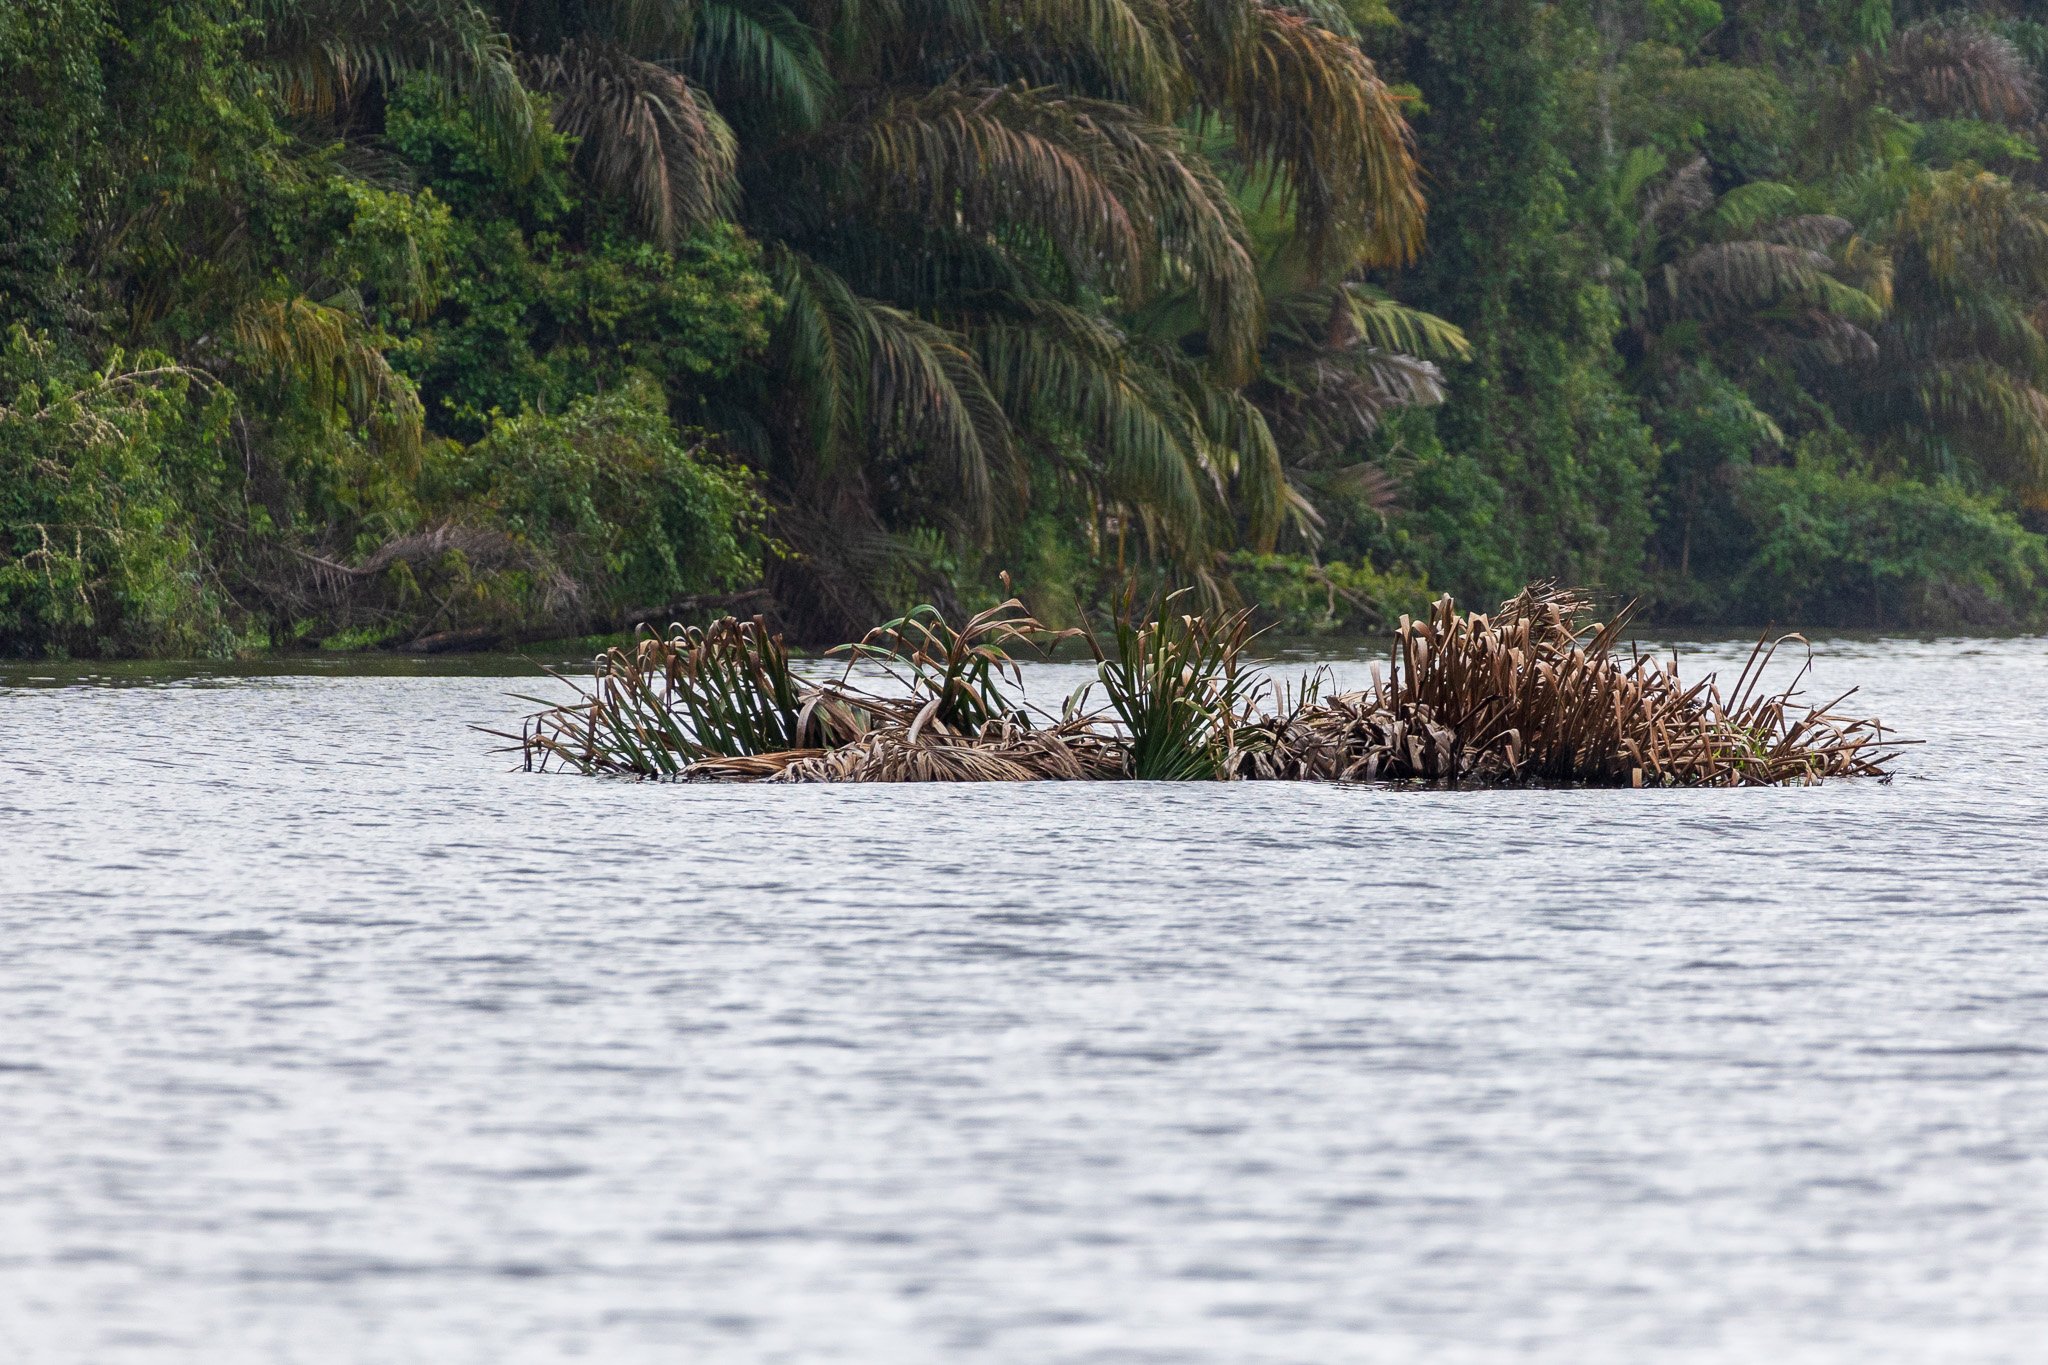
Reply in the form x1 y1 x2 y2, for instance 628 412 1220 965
1 637 2045 1364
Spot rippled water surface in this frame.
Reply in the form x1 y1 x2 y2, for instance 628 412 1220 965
3 637 2046 1363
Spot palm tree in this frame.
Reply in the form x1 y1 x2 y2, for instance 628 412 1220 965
1843 166 2048 497
1611 153 1891 382
253 0 540 171
246 0 1450 632
1816 16 2048 499
1885 14 2038 128
1586 149 1893 585
1246 277 1470 543
721 0 1437 626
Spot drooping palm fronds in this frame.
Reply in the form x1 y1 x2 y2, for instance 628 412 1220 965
1631 161 1889 338
527 39 738 243
513 583 1901 786
806 76 1264 383
1610 154 1892 396
1676 239 1858 316
1843 169 2048 492
254 0 541 173
231 295 427 465
855 84 1149 299
690 0 834 130
1252 282 1467 541
1886 16 2039 126
988 0 1188 119
1905 357 2048 487
769 250 1018 534
713 0 1443 614
973 307 1217 556
1180 0 1425 271
241 0 1449 615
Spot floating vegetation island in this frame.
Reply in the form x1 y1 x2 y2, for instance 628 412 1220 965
515 586 1899 787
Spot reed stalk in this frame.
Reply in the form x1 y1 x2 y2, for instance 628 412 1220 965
1080 587 1263 780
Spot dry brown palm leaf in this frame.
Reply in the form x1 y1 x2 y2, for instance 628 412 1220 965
515 586 1901 787
527 39 738 245
762 710 1128 784
1247 588 1903 788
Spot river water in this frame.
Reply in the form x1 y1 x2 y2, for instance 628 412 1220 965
1 636 2045 1363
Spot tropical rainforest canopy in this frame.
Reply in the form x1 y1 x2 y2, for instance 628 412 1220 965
4 0 2047 656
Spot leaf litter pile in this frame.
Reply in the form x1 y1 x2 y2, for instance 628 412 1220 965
511 584 1901 786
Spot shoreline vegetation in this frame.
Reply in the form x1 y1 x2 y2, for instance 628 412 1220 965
9 5 2048 662
515 584 1899 786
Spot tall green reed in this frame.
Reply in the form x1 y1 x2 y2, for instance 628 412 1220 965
1081 588 1264 780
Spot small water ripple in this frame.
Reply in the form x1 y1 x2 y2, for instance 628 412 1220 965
0 639 2045 1362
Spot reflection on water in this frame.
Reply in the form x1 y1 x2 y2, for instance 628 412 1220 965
2 638 2046 1363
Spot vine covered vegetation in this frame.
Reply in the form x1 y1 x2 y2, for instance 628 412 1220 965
4 0 2047 656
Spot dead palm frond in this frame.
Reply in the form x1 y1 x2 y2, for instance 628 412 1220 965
1235 585 1902 787
768 716 1123 781
832 594 1076 731
513 583 1903 786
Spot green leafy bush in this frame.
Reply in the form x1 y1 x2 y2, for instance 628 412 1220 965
417 373 764 630
1727 463 2048 628
1225 553 1434 635
383 82 778 441
0 330 233 656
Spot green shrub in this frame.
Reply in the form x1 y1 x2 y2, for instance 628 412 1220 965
1226 552 1435 635
383 81 779 441
1727 462 2048 628
0 329 233 657
418 373 764 630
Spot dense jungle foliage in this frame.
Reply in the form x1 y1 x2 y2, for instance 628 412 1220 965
4 0 2047 656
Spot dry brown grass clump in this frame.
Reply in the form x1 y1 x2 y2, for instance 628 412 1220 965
511 583 1900 786
1235 584 1899 786
767 720 1126 784
516 597 1119 780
